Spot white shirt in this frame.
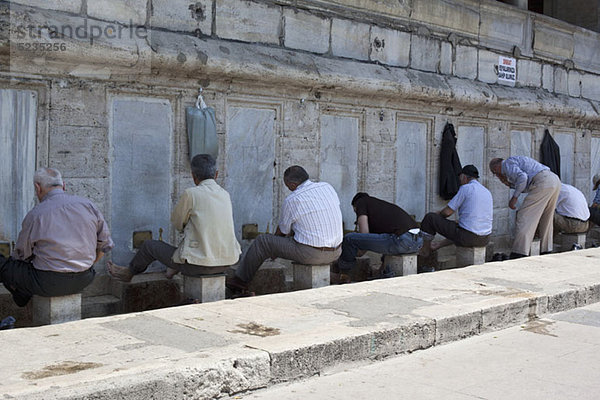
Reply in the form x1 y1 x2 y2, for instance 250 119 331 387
556 184 590 221
279 180 343 247
447 179 493 236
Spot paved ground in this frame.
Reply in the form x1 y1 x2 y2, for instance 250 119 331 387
0 249 599 399
241 302 600 400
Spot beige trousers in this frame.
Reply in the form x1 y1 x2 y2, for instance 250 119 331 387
513 170 561 255
553 213 589 234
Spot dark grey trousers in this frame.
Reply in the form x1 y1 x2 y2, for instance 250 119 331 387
420 212 490 247
0 255 95 307
235 234 341 283
129 240 230 276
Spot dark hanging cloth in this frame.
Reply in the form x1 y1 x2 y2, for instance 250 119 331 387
439 122 462 200
541 129 561 178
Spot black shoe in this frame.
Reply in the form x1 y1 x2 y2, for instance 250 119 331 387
225 275 249 292
418 265 435 273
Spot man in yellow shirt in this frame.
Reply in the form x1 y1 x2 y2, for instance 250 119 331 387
108 154 241 281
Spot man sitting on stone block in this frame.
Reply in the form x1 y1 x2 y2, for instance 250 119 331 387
336 193 422 275
554 183 590 234
420 165 493 258
108 154 241 282
490 156 560 259
226 166 343 295
0 168 114 307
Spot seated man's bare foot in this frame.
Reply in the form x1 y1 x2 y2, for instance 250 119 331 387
165 267 178 279
107 261 133 283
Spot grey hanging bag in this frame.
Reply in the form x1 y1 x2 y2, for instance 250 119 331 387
186 90 218 161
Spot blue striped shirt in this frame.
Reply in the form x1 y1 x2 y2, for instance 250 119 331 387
502 156 549 198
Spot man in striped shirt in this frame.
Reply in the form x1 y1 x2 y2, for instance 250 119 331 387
227 166 343 294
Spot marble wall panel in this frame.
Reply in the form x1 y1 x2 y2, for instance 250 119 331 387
320 114 359 231
0 90 37 243
110 98 173 267
554 132 574 184
396 120 427 220
225 106 276 246
456 125 485 177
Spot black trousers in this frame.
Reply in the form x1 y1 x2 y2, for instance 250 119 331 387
421 212 490 247
0 255 95 307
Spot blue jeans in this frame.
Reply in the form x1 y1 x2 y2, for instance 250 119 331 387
338 232 423 271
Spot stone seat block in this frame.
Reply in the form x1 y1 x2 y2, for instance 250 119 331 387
530 238 541 256
559 232 586 252
32 294 81 326
383 253 417 277
456 246 486 268
183 274 225 303
293 263 330 290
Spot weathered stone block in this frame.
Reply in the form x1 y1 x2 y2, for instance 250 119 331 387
573 29 600 73
365 143 395 201
32 294 81 325
88 0 147 25
479 2 528 53
50 82 107 127
293 263 330 290
183 275 225 303
248 261 289 295
533 19 574 60
370 26 410 67
530 238 540 256
581 73 600 102
559 232 586 252
50 127 109 178
440 42 452 75
410 35 439 73
328 0 410 18
456 246 486 267
542 64 554 91
331 19 370 60
151 0 213 35
284 9 329 54
383 254 417 276
517 59 541 87
554 67 568 95
478 50 499 84
11 0 81 13
215 0 281 45
568 70 582 97
411 0 479 37
111 273 182 313
455 45 477 79
435 311 481 345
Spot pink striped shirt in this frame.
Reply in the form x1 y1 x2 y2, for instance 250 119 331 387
279 180 343 248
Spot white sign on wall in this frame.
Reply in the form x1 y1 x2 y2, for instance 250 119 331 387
498 56 516 87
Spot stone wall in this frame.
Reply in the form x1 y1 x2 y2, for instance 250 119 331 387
1 0 600 259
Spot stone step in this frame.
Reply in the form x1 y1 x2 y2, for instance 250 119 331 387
82 295 121 319
110 272 183 313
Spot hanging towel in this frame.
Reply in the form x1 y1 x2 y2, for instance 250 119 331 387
439 122 462 200
541 129 561 178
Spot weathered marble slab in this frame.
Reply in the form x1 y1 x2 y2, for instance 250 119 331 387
320 115 359 231
554 132 574 184
110 98 173 268
0 89 36 243
396 120 427 220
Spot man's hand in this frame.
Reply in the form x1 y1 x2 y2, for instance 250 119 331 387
94 250 104 264
509 196 519 210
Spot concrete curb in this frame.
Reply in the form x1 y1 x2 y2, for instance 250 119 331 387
2 249 600 399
